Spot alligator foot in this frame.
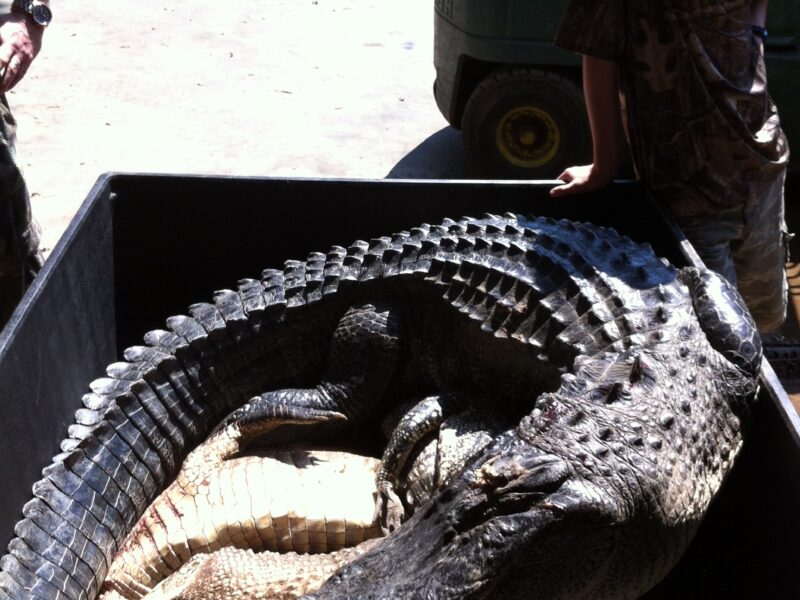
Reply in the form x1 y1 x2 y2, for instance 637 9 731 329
373 394 460 533
213 391 348 440
374 482 405 534
215 301 405 446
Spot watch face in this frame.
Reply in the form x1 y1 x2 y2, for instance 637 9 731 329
31 4 51 26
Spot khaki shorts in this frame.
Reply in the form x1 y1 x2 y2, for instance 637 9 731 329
676 169 788 333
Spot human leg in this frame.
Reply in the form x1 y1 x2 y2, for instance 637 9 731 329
731 170 788 332
672 172 787 332
674 210 740 286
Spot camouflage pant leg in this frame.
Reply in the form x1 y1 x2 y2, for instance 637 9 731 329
0 93 43 330
676 169 788 333
733 169 789 332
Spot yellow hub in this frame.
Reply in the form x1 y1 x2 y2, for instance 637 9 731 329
496 106 560 169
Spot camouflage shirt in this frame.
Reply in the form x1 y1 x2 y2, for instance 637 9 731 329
0 93 42 329
556 0 789 218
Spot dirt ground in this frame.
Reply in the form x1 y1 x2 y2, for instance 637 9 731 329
9 0 467 255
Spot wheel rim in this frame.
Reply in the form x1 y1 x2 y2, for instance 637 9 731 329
495 106 560 169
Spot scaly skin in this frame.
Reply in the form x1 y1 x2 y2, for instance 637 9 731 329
309 271 760 600
0 214 760 600
143 542 381 600
99 441 381 599
102 400 505 599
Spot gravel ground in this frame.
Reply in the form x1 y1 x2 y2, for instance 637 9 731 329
9 0 467 255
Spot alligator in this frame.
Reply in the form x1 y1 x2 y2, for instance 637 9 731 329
0 212 760 600
100 399 509 599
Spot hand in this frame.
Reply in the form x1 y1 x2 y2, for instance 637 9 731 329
549 163 616 198
0 13 43 92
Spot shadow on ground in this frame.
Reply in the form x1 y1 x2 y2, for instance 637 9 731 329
386 127 470 179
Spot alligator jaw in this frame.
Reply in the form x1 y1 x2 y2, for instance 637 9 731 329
307 434 592 600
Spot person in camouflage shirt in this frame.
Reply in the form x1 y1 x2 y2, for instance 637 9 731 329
550 0 789 332
0 2 48 330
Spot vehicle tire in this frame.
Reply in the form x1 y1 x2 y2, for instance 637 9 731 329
462 67 591 179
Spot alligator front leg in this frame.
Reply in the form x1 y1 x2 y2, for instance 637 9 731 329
376 395 525 534
374 394 464 533
221 301 405 441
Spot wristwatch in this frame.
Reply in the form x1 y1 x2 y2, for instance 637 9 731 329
11 0 52 28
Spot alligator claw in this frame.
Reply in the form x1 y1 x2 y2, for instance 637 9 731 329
374 483 405 535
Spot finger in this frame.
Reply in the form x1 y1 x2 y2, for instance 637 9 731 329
549 181 576 198
554 169 571 182
0 42 13 82
4 55 28 91
555 169 575 183
2 54 21 91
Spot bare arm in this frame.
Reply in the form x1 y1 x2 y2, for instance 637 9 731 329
549 54 621 198
0 1 48 92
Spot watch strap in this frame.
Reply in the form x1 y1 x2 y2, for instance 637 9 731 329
12 0 51 27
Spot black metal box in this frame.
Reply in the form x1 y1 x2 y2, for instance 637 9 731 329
0 174 797 598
